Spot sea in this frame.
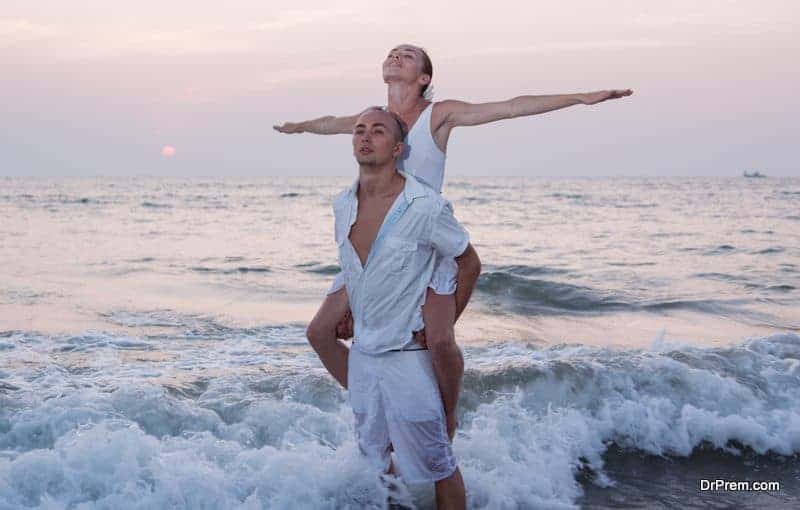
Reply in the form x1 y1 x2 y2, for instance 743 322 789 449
1 175 799 509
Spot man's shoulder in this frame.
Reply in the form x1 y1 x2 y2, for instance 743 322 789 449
404 173 448 215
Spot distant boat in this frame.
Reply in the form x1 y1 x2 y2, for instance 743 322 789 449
743 171 766 178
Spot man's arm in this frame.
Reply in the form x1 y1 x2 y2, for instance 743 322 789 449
453 243 481 322
273 113 360 135
428 201 478 323
437 89 633 128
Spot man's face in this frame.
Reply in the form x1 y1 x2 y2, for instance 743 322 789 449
382 44 427 85
352 110 403 167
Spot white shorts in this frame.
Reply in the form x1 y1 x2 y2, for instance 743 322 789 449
347 346 457 485
328 255 458 296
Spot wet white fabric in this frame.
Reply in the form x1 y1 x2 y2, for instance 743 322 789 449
327 102 455 297
328 251 457 296
347 347 457 485
328 247 458 296
334 170 469 354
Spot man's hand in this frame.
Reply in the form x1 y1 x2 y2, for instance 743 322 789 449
581 89 633 105
335 309 353 339
273 122 304 134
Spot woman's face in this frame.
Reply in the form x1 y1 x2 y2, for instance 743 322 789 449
382 45 423 82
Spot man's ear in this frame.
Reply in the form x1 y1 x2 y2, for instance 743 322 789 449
393 141 405 158
419 74 431 86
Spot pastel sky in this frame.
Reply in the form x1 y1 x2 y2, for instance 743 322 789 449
2 1 798 177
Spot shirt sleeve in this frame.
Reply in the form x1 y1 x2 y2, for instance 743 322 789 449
328 193 349 296
326 270 346 295
429 200 469 259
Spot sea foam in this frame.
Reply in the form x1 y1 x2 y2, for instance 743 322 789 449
1 332 799 508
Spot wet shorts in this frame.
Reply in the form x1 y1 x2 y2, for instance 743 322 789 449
347 346 457 485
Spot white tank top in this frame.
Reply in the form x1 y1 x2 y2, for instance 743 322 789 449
396 102 446 193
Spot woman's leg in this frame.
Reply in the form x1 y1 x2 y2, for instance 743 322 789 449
305 288 351 388
422 288 462 440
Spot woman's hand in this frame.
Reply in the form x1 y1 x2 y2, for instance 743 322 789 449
580 89 633 105
273 122 304 133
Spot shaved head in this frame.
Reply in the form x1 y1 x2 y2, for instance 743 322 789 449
359 106 408 142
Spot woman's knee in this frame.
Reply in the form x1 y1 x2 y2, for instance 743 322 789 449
306 319 325 347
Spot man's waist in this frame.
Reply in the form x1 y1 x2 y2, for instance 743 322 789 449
352 337 426 352
350 324 425 354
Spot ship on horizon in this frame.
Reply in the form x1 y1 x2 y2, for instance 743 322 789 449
743 170 766 178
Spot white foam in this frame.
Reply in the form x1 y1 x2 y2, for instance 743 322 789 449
1 332 799 508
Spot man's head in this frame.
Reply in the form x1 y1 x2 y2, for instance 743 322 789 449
352 107 407 168
382 44 433 98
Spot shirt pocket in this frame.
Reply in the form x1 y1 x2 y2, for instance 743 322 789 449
384 237 418 273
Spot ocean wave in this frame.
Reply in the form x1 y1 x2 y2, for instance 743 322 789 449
577 441 800 508
125 257 156 263
190 266 271 275
766 284 796 292
606 261 656 267
140 201 173 209
455 333 800 505
462 196 490 204
101 310 202 329
548 193 588 200
740 229 775 235
99 310 308 344
9 194 120 207
1 333 799 508
474 270 768 317
0 409 385 509
296 262 341 275
489 264 569 277
476 271 628 313
53 333 155 353
610 202 657 209
754 246 785 255
704 244 736 255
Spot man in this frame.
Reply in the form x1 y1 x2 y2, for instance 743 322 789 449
309 106 472 508
285 45 631 440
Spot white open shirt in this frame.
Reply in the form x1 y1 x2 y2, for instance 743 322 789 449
334 170 469 354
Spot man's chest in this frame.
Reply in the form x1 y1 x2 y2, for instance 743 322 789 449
348 197 397 267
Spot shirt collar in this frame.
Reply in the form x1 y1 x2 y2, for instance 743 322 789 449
399 169 427 204
346 169 426 205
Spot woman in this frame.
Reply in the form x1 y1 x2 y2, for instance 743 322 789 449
277 44 633 440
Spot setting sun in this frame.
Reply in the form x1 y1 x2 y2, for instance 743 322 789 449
161 145 176 157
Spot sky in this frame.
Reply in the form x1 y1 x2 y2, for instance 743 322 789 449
1 1 798 177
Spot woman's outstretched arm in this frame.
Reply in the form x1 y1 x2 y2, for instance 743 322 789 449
273 113 361 135
439 89 633 128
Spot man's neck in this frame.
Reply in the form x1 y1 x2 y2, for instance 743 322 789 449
358 163 404 199
386 82 426 114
